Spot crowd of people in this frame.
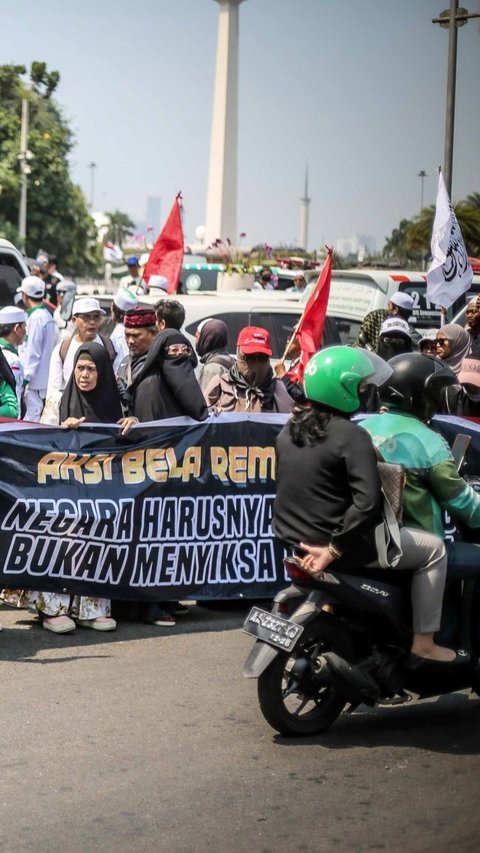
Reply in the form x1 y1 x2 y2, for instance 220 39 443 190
2 265 480 661
0 264 295 634
353 290 480 417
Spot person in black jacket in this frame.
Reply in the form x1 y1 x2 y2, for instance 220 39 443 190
127 327 208 422
118 304 207 627
274 345 458 664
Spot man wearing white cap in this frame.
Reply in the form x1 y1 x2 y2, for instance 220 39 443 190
0 306 27 409
354 290 415 352
110 287 138 371
287 271 307 293
17 275 59 421
42 297 114 424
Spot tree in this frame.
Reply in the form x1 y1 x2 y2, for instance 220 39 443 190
0 62 98 272
104 210 135 248
465 192 480 210
382 193 480 267
382 218 423 267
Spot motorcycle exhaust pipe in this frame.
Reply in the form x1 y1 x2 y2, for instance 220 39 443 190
321 652 383 706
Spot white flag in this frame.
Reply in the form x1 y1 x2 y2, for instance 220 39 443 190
426 171 473 309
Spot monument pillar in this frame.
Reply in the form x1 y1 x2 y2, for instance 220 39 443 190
204 0 245 246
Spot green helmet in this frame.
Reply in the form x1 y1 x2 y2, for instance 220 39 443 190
303 346 376 413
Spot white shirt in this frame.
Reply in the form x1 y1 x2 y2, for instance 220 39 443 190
119 274 142 291
45 334 104 404
20 306 59 391
110 323 129 373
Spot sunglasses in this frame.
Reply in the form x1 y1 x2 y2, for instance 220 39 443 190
435 338 449 346
240 352 269 363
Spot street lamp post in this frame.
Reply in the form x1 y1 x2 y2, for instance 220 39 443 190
17 96 33 254
88 161 97 211
418 170 427 213
433 2 480 197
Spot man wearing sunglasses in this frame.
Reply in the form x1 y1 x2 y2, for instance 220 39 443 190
205 326 293 413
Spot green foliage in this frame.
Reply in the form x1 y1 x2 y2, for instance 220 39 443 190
0 62 97 273
30 62 60 97
383 195 480 267
104 210 135 247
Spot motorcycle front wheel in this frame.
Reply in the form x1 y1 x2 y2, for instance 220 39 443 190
257 615 355 737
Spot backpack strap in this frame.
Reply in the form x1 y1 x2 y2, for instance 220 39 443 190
59 334 116 364
59 336 72 363
100 334 116 363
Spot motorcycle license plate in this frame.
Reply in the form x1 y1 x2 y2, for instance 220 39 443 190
242 607 304 653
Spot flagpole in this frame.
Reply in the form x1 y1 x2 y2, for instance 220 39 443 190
137 192 184 295
279 247 333 364
281 247 333 382
279 319 301 365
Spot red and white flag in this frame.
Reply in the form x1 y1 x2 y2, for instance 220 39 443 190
142 193 184 294
288 248 333 383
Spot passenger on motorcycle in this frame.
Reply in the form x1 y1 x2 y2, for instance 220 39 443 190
360 352 480 586
273 346 458 663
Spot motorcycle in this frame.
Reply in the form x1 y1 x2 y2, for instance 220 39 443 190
242 556 480 737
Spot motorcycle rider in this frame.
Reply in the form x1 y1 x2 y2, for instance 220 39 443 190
359 353 480 587
274 346 459 663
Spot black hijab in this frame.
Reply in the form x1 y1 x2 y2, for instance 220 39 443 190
59 342 123 424
129 328 207 422
196 319 229 358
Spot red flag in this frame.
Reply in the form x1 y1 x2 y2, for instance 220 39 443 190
142 193 184 294
287 248 333 383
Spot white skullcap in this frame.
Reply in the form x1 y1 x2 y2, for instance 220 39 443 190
0 306 27 324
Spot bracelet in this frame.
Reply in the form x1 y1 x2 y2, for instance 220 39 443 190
327 543 342 560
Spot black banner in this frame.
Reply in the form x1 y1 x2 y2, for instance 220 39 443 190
0 413 475 602
0 414 290 601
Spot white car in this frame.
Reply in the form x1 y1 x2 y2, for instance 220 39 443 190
140 289 342 358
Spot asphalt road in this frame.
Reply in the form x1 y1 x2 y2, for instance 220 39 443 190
1 601 480 853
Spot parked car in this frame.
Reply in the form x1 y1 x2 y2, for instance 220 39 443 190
0 239 30 306
322 269 480 339
140 289 342 359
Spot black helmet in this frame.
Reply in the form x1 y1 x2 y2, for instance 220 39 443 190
380 352 458 421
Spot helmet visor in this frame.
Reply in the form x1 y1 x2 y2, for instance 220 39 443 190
362 350 393 387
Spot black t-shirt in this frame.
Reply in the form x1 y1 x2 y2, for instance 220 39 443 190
273 414 382 569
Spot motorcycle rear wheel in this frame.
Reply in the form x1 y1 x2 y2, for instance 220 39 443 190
257 616 355 736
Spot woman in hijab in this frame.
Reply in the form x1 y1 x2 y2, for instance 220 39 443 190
376 317 413 362
195 318 234 392
29 343 136 634
434 324 471 377
60 342 125 427
127 328 208 422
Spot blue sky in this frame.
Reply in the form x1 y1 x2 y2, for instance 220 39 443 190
3 0 480 251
